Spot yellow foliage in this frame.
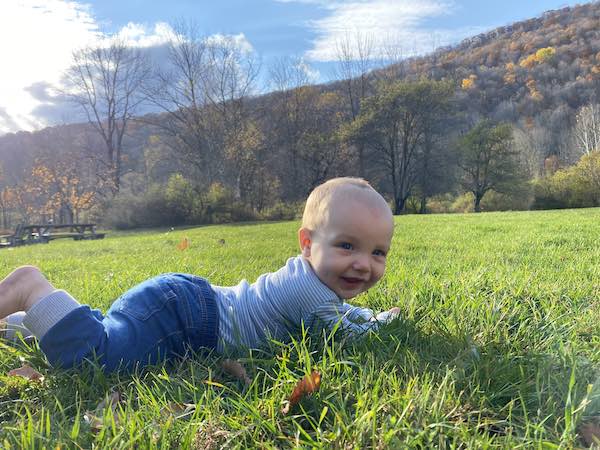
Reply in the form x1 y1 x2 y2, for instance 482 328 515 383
504 72 516 84
461 75 477 90
519 54 537 69
535 47 556 62
519 47 556 69
530 90 544 102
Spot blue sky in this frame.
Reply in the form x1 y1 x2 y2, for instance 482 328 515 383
0 0 582 134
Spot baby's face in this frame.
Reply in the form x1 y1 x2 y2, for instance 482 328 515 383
300 197 394 299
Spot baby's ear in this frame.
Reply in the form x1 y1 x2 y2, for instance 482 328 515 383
298 228 312 257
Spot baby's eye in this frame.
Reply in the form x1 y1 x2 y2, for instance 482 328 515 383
373 249 387 257
338 242 353 250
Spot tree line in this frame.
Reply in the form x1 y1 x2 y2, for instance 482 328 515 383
1 3 600 229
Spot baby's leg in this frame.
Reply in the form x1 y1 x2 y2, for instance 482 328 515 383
0 266 56 319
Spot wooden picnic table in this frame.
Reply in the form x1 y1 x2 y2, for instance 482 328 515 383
24 223 105 242
0 223 105 247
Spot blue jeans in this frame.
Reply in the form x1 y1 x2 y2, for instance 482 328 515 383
39 274 219 372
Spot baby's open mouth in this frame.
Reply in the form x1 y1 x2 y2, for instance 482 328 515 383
341 277 364 284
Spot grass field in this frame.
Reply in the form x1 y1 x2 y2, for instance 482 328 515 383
1 208 600 448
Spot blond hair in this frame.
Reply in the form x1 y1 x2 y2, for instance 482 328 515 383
301 177 390 230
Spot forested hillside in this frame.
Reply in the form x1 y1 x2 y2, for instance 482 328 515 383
1 2 599 228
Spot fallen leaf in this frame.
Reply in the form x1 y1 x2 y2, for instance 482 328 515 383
160 402 196 419
8 364 44 382
177 237 190 251
84 391 121 434
281 370 321 414
221 359 251 385
579 419 600 447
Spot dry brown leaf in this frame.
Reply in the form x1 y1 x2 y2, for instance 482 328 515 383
221 359 251 385
579 419 600 447
281 370 321 415
84 391 121 434
160 401 196 418
8 364 44 382
177 237 190 251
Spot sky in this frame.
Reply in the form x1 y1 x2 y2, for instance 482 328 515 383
0 0 583 135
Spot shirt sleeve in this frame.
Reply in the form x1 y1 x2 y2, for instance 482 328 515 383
308 301 397 339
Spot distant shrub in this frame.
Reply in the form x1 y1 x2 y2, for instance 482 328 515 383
103 187 174 229
101 178 258 229
426 193 456 214
450 193 475 213
480 187 534 211
533 152 600 209
261 201 303 221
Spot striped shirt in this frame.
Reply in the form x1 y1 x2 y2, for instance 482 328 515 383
212 255 395 352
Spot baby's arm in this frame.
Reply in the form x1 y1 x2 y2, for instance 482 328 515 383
310 302 400 339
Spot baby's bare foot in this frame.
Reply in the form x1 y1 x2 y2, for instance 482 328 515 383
0 266 55 318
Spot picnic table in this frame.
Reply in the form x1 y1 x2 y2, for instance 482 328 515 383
0 223 105 248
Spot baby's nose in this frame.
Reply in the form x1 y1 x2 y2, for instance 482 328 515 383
352 254 370 272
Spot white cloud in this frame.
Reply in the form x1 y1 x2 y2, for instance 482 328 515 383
0 2 259 135
296 58 321 84
0 4 183 134
0 0 100 133
112 21 176 48
205 33 255 54
279 0 477 62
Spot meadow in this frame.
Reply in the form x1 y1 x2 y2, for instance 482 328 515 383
1 208 600 448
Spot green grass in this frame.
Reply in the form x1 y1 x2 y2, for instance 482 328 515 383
1 209 600 448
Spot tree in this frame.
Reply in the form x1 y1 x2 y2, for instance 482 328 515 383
345 79 455 214
334 31 376 176
573 103 600 156
458 121 524 212
65 38 150 193
268 57 315 199
145 23 259 196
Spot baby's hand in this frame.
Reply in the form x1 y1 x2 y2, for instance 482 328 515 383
374 307 401 324
388 307 401 316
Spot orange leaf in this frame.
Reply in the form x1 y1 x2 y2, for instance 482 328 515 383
221 359 251 385
176 237 190 251
8 364 44 382
281 370 321 414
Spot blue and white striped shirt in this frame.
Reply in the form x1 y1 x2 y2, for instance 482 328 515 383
212 256 395 352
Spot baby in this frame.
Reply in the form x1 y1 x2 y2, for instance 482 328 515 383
0 177 399 372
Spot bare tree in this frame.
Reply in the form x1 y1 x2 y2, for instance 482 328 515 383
203 35 261 197
145 23 260 195
334 31 376 176
268 56 315 198
573 103 600 156
512 124 550 177
65 38 150 193
144 22 214 185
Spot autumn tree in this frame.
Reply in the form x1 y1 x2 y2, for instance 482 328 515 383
29 160 98 223
345 79 455 214
458 121 525 212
